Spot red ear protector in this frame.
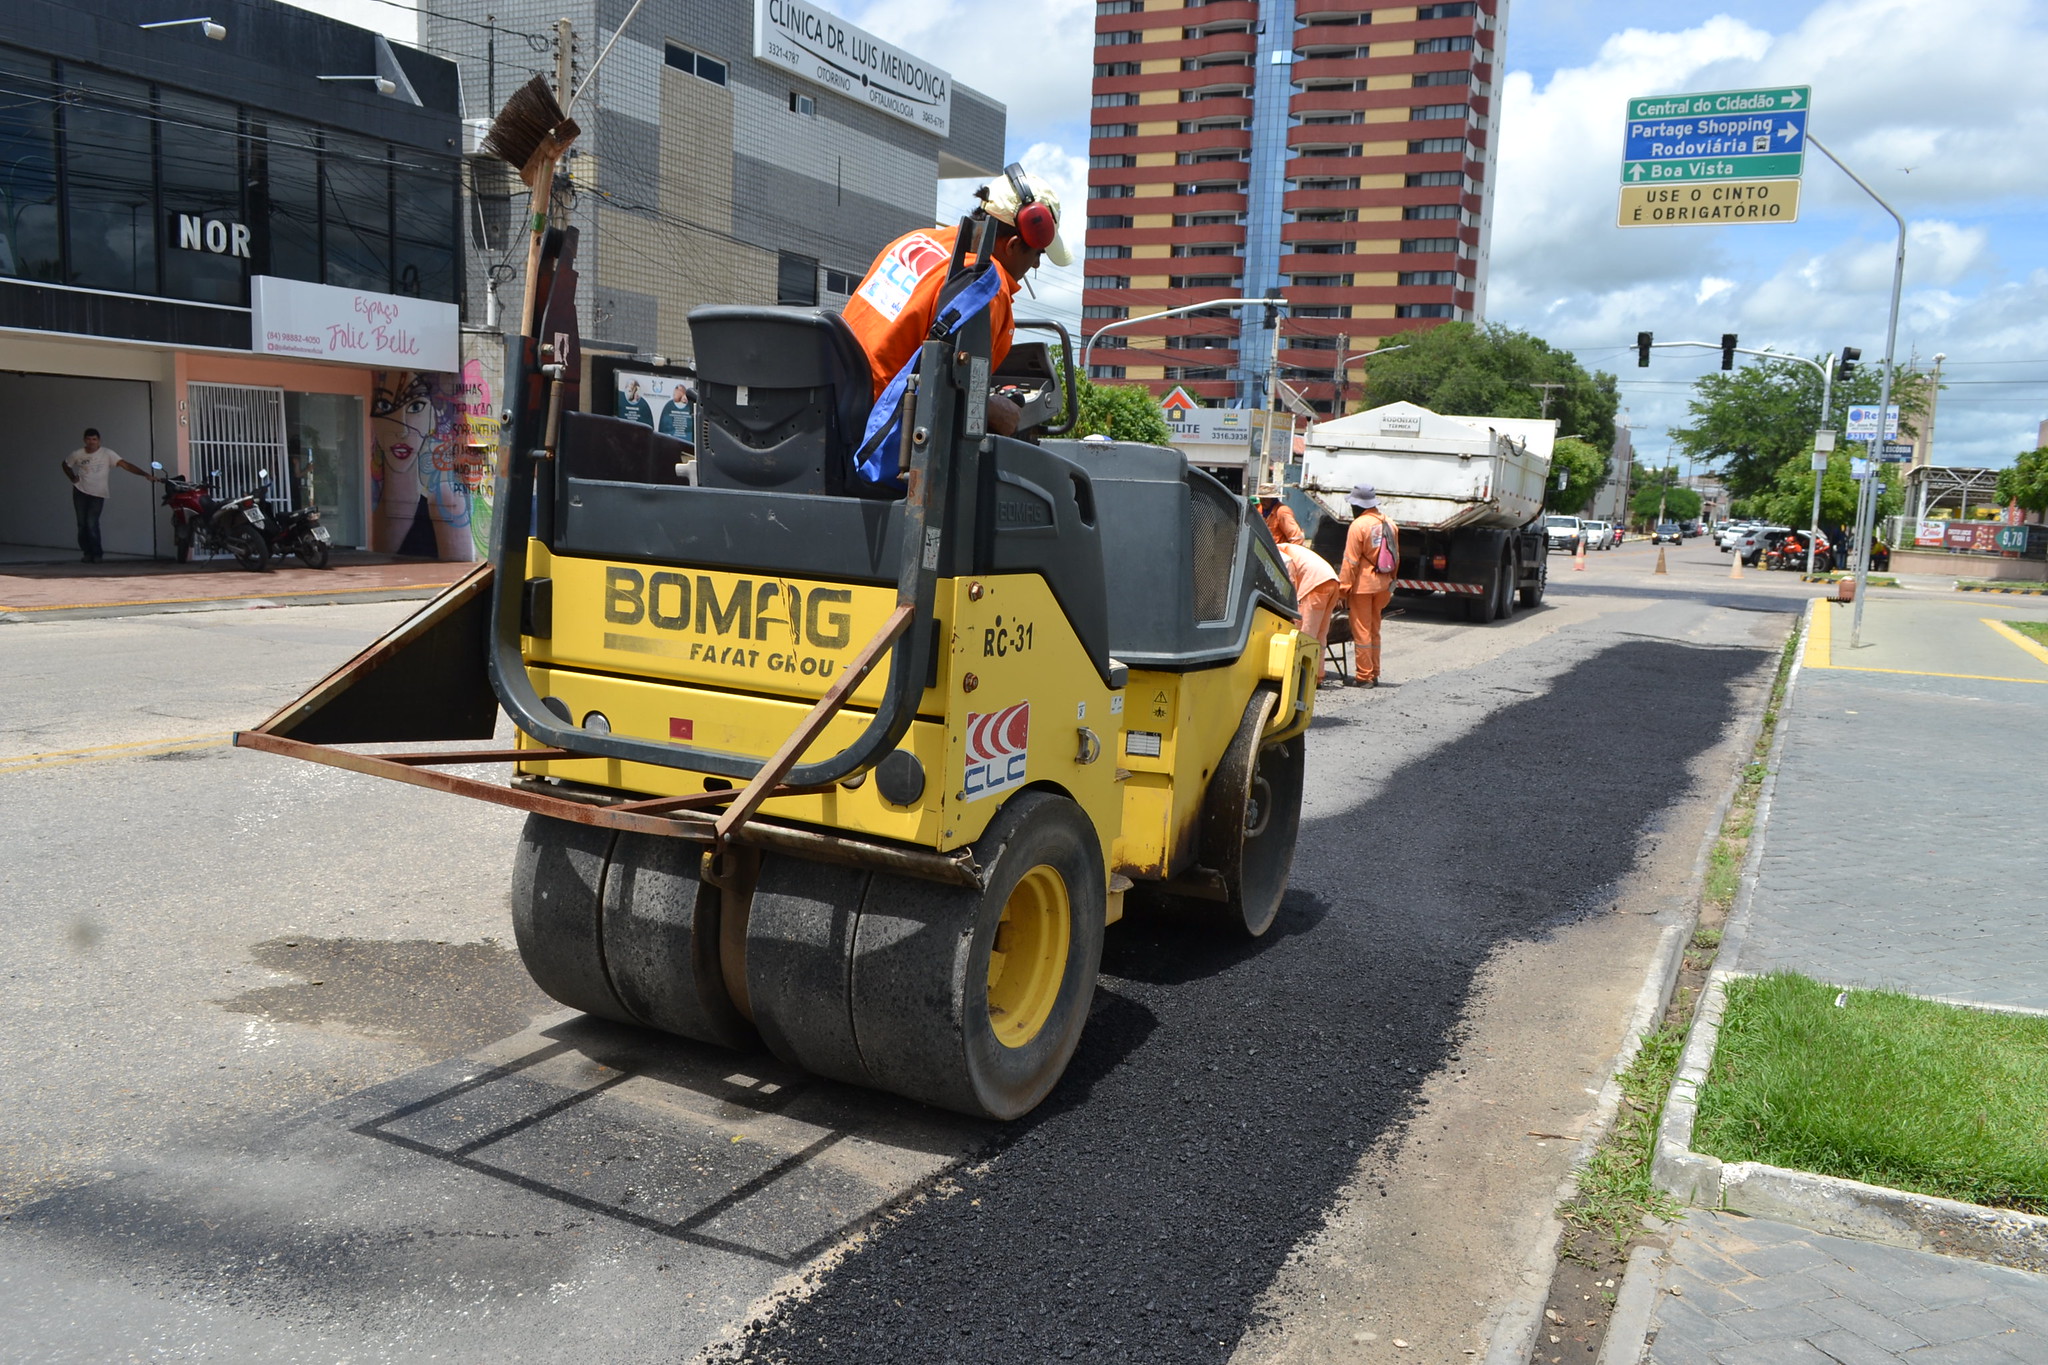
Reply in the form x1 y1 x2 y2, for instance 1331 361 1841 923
1005 162 1057 253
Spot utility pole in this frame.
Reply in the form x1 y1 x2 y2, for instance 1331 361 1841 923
1655 452 1672 529
1329 333 1348 415
1526 381 1564 420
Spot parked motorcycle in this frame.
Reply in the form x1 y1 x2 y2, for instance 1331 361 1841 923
254 471 332 569
150 462 269 572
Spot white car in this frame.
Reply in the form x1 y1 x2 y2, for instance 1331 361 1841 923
1731 525 1791 565
1717 521 1759 552
1543 515 1585 554
1580 519 1616 550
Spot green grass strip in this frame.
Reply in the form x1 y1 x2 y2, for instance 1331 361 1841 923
2010 620 2048 646
1561 1024 1686 1256
1695 972 2048 1214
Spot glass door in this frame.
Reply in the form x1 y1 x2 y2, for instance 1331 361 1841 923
284 392 365 548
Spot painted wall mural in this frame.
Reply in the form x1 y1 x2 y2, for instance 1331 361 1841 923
370 361 498 560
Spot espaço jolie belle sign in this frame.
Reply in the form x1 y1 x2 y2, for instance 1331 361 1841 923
250 276 458 372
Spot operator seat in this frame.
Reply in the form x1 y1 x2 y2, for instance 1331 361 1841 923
687 306 873 496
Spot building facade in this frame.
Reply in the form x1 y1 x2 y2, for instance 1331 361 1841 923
423 0 1005 366
1082 0 1502 414
0 0 475 561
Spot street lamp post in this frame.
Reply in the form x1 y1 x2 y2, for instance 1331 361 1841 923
1079 297 1285 385
1329 343 1408 413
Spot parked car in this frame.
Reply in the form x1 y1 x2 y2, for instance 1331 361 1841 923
1651 521 1683 545
1581 519 1616 550
1684 520 1705 538
1543 515 1585 554
1717 521 1759 552
1733 525 1792 565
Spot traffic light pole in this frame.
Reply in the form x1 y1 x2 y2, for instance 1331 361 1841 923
1079 298 1285 384
1809 133 1906 649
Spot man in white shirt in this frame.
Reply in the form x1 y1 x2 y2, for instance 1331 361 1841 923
61 428 155 563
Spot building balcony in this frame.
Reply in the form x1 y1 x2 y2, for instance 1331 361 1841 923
1292 23 1373 50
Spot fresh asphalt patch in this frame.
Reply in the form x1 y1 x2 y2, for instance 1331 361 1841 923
722 639 1769 1364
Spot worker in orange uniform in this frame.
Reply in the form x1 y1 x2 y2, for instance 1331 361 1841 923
1337 483 1399 688
1258 481 1305 545
1278 540 1341 685
842 164 1070 447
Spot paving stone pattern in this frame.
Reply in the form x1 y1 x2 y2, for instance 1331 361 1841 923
1734 666 2048 1010
1638 1210 2048 1364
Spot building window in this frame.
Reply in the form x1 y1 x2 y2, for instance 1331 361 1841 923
1083 304 1129 319
1397 303 1455 318
0 49 60 283
1095 61 1141 76
1413 69 1471 87
1089 276 1132 289
1086 244 1133 259
1289 335 1337 350
1292 177 1359 191
1292 208 1357 223
1093 184 1136 199
1289 274 1348 287
1089 154 1137 169
1406 171 1463 187
1088 365 1127 379
159 89 247 305
1293 241 1351 254
1416 36 1475 53
824 268 855 295
1166 366 1230 381
790 92 815 116
1416 2 1477 18
1290 306 1350 318
1093 91 1141 107
1175 212 1245 226
1097 30 1141 46
777 251 818 306
1093 334 1128 348
1098 0 1144 11
1403 203 1461 220
1173 244 1237 256
665 43 727 85
1170 274 1243 288
1412 103 1467 122
322 132 391 293
1087 214 1134 229
1399 270 1458 286
1409 138 1466 155
1093 123 1139 138
1401 237 1460 253
64 71 158 294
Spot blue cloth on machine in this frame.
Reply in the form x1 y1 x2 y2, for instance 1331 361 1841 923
853 266 1003 495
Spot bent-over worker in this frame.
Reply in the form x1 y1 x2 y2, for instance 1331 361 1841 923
842 165 1070 443
1258 484 1305 545
1278 540 1341 684
1337 482 1399 688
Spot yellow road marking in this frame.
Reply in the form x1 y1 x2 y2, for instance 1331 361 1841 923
1798 599 2048 685
1982 617 2048 672
0 732 232 774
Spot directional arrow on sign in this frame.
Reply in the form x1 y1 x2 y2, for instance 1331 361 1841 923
1628 163 1645 181
1777 123 1797 143
1783 90 1802 106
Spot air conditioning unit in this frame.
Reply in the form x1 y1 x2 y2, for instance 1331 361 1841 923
462 117 492 157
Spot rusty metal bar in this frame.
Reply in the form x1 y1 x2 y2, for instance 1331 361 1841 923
713 602 915 844
379 746 576 766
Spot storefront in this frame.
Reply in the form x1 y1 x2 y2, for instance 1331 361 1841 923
0 1 472 562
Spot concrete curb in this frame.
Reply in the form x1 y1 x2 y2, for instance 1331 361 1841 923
1593 1244 1662 1365
1479 609 1793 1365
0 585 449 623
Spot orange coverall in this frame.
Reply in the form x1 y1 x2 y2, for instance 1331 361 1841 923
1279 541 1340 680
1338 508 1399 683
841 224 1019 400
1263 500 1305 545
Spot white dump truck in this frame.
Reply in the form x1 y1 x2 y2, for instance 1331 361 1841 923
1291 400 1554 623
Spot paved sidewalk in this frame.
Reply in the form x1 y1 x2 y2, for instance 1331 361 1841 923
1608 594 2048 1365
0 552 472 618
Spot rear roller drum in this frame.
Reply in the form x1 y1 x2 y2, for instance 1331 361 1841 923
744 857 874 1088
851 791 1106 1119
1197 687 1307 937
600 832 754 1049
510 813 637 1025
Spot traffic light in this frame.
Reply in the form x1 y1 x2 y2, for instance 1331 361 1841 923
1636 331 1652 367
1720 333 1738 370
1263 302 1280 330
1837 346 1861 381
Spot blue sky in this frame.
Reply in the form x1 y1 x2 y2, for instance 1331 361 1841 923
304 0 2048 467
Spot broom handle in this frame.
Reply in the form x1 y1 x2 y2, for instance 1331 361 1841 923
516 152 559 340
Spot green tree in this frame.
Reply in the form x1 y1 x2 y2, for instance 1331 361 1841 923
1071 373 1172 445
1670 357 1931 502
1545 436 1606 515
1360 321 1620 449
1630 469 1702 525
1758 450 1902 530
1995 447 2048 514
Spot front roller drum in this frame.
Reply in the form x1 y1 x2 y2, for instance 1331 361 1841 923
510 813 637 1026
745 791 1106 1120
1198 686 1307 937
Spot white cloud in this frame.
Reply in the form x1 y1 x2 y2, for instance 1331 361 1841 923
1696 277 1736 305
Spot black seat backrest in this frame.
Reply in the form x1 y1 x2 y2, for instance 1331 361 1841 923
687 306 872 496
558 410 691 486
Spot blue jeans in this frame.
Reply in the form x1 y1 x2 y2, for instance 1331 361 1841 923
72 488 105 560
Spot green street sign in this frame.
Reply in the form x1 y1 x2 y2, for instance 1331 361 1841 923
1627 87 1810 120
1622 152 1805 184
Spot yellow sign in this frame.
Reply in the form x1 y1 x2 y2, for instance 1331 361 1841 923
1617 178 1801 228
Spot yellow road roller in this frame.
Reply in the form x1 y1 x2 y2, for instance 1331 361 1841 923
240 219 1318 1119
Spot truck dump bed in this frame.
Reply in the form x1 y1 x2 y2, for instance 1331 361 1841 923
1300 400 1552 532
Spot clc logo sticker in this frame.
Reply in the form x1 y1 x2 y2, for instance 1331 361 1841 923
962 701 1029 803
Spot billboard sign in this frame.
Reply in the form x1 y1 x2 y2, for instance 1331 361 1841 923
754 0 951 134
250 275 458 372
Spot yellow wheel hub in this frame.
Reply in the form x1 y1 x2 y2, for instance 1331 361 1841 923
986 864 1070 1049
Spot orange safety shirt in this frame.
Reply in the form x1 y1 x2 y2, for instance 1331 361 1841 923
1278 541 1338 599
1339 508 1400 595
1263 501 1305 545
841 224 1019 400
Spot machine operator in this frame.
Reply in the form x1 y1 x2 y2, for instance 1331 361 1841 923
842 165 1071 439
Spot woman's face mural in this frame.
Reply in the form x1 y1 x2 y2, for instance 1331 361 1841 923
373 373 436 474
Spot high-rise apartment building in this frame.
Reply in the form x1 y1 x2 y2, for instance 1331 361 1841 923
1082 0 1502 414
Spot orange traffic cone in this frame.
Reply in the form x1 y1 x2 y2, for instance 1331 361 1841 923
1729 552 1743 579
1654 547 1668 575
1573 538 1587 571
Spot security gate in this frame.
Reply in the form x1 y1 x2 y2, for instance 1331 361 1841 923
188 383 291 508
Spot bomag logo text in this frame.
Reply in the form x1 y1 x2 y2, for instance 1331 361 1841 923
603 568 854 676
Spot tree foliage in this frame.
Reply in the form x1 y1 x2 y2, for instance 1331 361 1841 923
1072 375 1172 445
1995 447 2048 514
1359 322 1621 449
1546 437 1606 515
1630 469 1702 525
1757 450 1902 529
1669 357 1931 502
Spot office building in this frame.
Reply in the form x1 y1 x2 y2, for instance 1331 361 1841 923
1082 0 1502 413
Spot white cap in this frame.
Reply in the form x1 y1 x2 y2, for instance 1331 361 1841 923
981 170 1072 268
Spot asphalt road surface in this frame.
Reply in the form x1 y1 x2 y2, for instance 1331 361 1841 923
0 540 1801 1362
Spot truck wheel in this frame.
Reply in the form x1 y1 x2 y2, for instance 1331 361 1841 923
1495 548 1518 621
1519 552 1547 609
1196 687 1305 937
1463 563 1500 622
849 792 1105 1119
601 831 754 1049
511 814 637 1025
